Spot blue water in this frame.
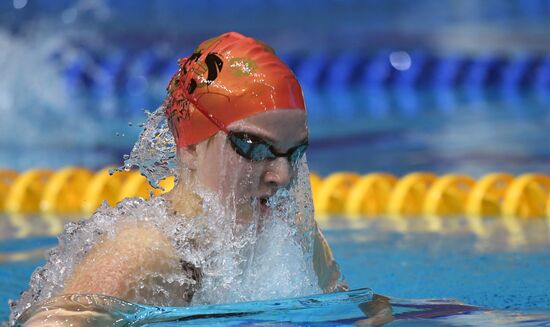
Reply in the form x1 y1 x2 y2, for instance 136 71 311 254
327 219 550 309
3 89 550 175
304 89 550 176
9 288 550 326
2 216 550 325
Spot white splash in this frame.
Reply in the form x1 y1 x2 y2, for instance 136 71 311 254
10 108 323 324
117 105 177 189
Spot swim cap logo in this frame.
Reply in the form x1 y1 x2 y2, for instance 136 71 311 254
182 52 224 95
229 58 257 77
204 53 224 85
165 50 225 141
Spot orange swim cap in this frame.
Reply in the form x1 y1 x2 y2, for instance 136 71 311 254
165 32 306 147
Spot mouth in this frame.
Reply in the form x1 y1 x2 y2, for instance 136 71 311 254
258 196 271 214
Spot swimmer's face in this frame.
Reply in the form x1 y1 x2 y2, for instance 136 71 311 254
182 109 308 224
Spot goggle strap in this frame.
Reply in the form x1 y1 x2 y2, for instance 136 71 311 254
184 91 230 134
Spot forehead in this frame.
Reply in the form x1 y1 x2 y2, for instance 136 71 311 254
228 109 308 143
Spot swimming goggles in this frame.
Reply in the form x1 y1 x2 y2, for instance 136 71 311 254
228 132 308 163
182 93 308 164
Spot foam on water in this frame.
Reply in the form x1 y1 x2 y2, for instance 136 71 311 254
0 26 98 149
10 184 321 323
9 106 326 324
191 186 320 306
0 0 114 147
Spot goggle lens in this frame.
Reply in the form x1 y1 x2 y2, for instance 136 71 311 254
228 132 308 164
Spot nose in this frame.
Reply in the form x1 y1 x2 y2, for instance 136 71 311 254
263 157 292 190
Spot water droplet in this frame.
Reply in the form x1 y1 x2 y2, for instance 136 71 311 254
389 51 412 71
121 133 125 137
128 122 133 127
13 0 27 10
116 132 120 136
123 154 130 160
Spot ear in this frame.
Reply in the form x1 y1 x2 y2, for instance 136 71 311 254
177 145 198 171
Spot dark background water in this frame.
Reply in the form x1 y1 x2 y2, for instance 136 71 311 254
1 0 550 174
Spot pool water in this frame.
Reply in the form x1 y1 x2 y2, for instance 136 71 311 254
2 1 550 325
12 288 550 326
327 217 550 309
4 88 550 175
303 89 550 177
2 215 549 325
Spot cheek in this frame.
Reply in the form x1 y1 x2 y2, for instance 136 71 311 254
228 158 263 191
201 139 266 196
224 157 267 196
214 144 256 192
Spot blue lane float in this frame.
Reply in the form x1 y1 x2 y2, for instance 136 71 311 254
49 47 550 119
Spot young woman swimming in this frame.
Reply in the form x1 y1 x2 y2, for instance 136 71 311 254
10 32 348 325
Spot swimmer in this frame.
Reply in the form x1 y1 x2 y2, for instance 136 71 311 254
10 32 348 326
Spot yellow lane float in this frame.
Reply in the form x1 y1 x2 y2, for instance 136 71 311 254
344 173 397 218
81 167 132 215
0 169 18 212
315 172 360 219
423 174 475 217
40 167 93 215
1 168 550 219
117 172 175 200
5 169 53 214
465 173 514 217
387 172 437 217
502 173 550 219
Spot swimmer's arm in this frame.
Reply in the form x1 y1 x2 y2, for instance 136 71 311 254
62 224 183 300
312 223 349 292
21 225 190 326
19 225 181 326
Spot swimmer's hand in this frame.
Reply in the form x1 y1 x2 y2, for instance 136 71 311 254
16 294 127 327
21 307 119 327
355 294 394 327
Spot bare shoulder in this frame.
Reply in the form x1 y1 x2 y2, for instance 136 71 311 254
20 223 201 325
62 221 183 300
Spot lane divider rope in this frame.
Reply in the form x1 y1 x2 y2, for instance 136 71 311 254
1 168 550 219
